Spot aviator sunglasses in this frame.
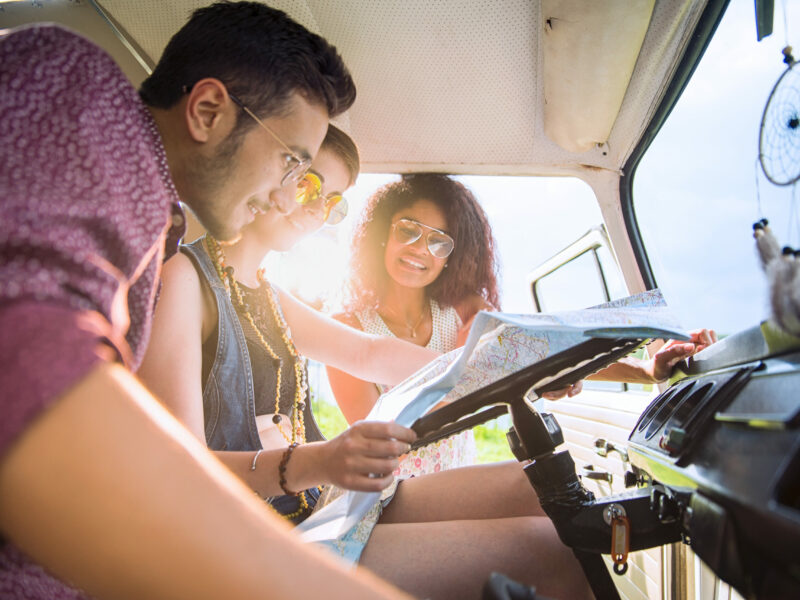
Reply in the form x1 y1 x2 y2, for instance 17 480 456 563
391 218 455 258
295 171 348 225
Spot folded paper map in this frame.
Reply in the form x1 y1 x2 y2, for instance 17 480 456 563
297 289 686 544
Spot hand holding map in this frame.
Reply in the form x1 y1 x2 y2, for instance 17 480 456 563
298 289 686 544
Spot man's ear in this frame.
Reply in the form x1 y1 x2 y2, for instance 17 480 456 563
184 78 233 143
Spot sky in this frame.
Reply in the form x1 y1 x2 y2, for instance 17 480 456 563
266 0 800 338
634 0 800 336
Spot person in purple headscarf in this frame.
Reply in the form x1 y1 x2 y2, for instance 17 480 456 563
0 3 414 599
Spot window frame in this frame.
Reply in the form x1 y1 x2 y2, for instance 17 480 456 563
619 0 731 291
527 225 618 313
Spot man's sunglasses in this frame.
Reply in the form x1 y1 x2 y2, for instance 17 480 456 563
296 172 348 225
391 218 455 258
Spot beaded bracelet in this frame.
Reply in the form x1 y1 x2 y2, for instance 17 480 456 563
278 442 300 496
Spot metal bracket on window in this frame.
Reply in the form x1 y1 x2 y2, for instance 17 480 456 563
594 438 629 463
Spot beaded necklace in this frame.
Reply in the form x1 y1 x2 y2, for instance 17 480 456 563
205 235 312 520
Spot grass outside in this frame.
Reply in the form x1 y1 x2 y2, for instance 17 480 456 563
311 397 514 464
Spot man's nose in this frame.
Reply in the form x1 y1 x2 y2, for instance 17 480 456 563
270 183 297 215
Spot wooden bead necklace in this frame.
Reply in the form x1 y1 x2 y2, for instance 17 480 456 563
205 235 312 520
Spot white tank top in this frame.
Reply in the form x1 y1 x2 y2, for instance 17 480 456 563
354 299 476 477
356 299 462 393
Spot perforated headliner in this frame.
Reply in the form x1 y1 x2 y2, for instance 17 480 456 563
92 0 707 176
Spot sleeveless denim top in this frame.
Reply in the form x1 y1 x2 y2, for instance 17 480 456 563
180 239 322 452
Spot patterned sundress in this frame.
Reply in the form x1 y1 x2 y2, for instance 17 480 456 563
311 300 477 564
356 299 478 476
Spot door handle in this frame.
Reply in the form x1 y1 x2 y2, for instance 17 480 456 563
581 464 613 483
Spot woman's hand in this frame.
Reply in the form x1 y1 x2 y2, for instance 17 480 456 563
588 328 718 384
319 421 417 492
541 381 584 400
650 328 717 382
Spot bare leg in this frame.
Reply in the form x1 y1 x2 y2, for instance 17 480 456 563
360 516 593 600
380 460 545 524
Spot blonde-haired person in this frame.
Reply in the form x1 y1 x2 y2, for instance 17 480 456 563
138 135 598 600
139 126 436 519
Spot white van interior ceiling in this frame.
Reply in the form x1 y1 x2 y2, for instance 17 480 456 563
542 0 654 154
91 0 707 176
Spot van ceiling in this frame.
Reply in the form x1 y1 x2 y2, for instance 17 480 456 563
6 0 709 177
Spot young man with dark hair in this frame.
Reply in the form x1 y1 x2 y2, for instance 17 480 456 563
0 3 408 599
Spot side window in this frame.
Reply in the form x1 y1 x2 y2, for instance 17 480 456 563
529 226 630 392
533 249 609 313
632 0 798 336
529 226 627 312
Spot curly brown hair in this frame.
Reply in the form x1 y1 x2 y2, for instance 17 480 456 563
346 173 500 312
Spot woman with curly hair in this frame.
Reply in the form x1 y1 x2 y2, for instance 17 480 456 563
327 174 503 475
346 174 499 332
327 173 716 478
140 161 709 599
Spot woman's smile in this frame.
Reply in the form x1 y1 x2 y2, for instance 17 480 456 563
397 254 428 271
384 199 450 288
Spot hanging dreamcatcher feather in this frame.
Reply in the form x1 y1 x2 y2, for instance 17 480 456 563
753 219 800 335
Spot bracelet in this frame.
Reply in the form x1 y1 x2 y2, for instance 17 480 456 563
250 448 265 471
278 442 300 496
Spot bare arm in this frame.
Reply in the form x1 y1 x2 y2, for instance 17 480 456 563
589 329 718 383
0 363 408 600
587 356 661 383
277 288 438 385
137 252 209 440
325 313 383 424
137 256 415 495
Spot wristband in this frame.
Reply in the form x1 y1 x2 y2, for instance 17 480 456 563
278 442 300 495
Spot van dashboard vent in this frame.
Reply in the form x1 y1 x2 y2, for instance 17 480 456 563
629 365 756 459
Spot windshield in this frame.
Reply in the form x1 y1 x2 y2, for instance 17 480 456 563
265 174 602 314
633 1 799 337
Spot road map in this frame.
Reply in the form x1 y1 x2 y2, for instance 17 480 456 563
297 289 687 548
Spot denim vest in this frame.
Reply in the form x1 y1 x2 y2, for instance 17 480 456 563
182 239 324 523
181 239 324 451
181 239 263 451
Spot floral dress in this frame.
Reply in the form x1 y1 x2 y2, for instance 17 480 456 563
310 300 478 565
356 300 478 476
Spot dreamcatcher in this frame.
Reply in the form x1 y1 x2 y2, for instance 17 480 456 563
758 46 800 186
754 45 800 336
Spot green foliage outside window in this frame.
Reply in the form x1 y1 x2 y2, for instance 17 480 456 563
312 395 514 465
